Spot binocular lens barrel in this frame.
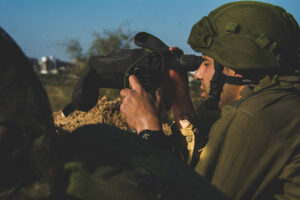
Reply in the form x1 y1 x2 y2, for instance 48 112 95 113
180 55 203 71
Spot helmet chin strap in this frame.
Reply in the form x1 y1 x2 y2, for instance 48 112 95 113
205 61 225 110
205 61 257 110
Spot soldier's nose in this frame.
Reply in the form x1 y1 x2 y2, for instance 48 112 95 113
194 65 205 80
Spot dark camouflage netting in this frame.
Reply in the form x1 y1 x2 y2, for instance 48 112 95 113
0 26 61 199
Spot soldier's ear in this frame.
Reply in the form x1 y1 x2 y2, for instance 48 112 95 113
234 72 243 78
223 67 243 77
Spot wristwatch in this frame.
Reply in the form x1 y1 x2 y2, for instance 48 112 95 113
139 129 164 141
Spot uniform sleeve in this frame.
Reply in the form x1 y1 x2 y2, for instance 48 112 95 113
139 129 172 150
138 122 209 168
275 153 300 200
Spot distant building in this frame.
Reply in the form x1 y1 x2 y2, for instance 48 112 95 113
56 59 74 74
38 56 73 74
188 72 194 82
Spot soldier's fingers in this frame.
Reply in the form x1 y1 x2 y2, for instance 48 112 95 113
120 101 126 114
120 88 131 98
129 75 142 92
155 90 161 110
169 47 178 51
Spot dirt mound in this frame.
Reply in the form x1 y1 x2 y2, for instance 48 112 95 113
53 96 172 135
53 96 129 132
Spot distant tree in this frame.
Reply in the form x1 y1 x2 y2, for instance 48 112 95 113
88 27 133 56
63 39 83 60
86 26 134 98
62 26 134 79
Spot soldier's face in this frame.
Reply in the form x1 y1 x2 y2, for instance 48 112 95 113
193 55 213 100
194 55 243 108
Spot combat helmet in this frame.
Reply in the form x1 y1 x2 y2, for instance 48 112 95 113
188 1 300 109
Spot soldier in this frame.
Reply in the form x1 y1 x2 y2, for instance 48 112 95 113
0 27 229 199
120 1 300 199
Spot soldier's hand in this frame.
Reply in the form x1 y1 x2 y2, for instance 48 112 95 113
120 75 161 133
161 47 191 108
161 47 198 127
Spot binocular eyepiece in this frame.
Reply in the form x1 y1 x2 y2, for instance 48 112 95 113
134 32 203 72
179 55 204 72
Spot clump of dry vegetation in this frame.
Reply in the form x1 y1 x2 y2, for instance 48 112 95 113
53 96 129 132
53 96 173 135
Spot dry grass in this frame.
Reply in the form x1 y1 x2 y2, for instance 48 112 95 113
53 96 129 132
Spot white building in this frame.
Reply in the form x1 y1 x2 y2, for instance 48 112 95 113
39 56 73 74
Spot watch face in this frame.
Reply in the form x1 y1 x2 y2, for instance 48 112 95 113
179 119 191 129
141 132 152 140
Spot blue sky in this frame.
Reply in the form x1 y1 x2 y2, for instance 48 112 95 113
0 0 299 61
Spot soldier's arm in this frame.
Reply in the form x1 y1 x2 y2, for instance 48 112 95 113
164 68 209 166
119 73 208 166
120 75 161 133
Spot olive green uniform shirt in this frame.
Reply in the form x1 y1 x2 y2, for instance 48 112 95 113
194 76 300 200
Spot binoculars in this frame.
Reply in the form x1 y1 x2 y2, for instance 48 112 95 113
63 32 203 116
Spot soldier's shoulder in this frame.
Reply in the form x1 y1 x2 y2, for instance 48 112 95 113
229 89 300 141
237 89 300 117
